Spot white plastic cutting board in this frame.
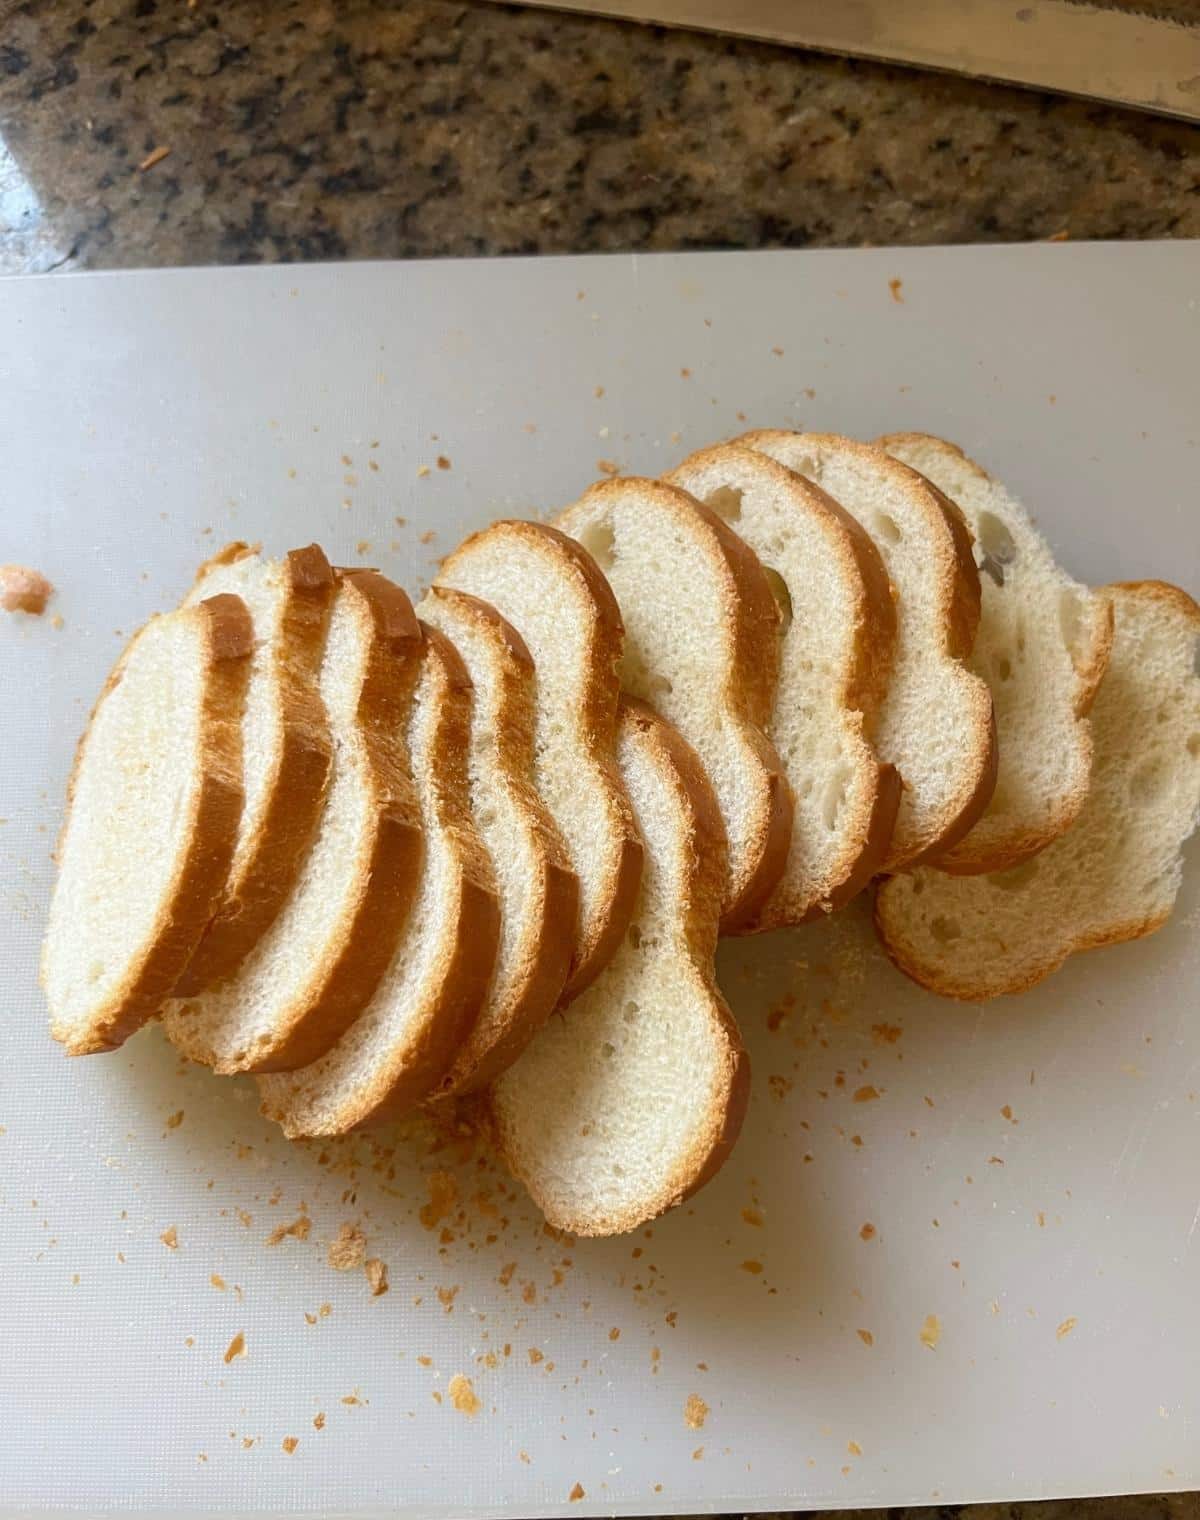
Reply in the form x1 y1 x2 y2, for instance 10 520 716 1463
1 243 1198 1519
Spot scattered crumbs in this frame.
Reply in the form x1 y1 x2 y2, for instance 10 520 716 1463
988 1155 1005 1166
594 385 605 398
608 1327 620 1341
528 1347 544 1365
281 1437 298 1455
438 1285 460 1311
520 1451 531 1464
1 564 53 615
522 1282 537 1305
418 1355 432 1367
569 1482 585 1502
741 1207 764 1227
224 1331 247 1364
368 458 380 471
989 1300 1001 1315
857 1329 874 1346
417 465 431 478
266 1216 311 1247
596 458 620 477
1037 1211 1047 1227
237 1209 253 1229
313 1413 325 1430
344 473 359 487
680 368 692 379
185 1336 194 1347
684 1394 708 1430
355 539 371 556
497 1262 516 1287
889 277 905 303
137 144 171 173
1001 1104 1015 1121
523 422 537 434
871 1022 903 1045
1057 1316 1078 1341
859 1223 876 1242
365 1258 389 1297
740 1260 763 1275
919 1315 942 1351
847 1440 863 1456
692 1446 704 1461
436 455 451 471
304 1313 317 1326
341 454 353 466
420 1171 459 1230
431 1391 443 1406
448 1374 480 1417
924 1095 935 1108
160 1226 179 1250
341 1392 362 1406
771 346 784 357
803 386 816 399
319 1301 331 1316
328 1221 366 1271
853 1084 880 1103
211 1274 227 1291
420 529 436 545
165 1110 185 1130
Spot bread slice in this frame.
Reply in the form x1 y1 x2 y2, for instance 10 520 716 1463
490 698 749 1237
43 593 253 1055
556 477 792 929
173 543 336 994
418 586 578 1095
739 431 996 872
878 434 1114 873
164 571 425 1073
435 521 641 1000
665 442 900 929
258 623 500 1136
875 582 1200 999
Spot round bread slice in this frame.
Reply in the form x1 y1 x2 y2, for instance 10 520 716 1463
436 521 641 1001
666 442 900 930
489 698 749 1237
164 571 424 1073
258 623 500 1136
556 477 792 930
879 433 1114 874
739 431 996 872
43 593 253 1055
173 542 335 994
875 582 1200 999
418 587 579 1096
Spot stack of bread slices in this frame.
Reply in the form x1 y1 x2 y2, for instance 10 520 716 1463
42 432 1200 1237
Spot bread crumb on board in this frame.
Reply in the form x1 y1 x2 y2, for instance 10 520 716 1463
447 1374 480 1416
684 1394 708 1430
569 1482 585 1502
160 1226 178 1249
266 1215 310 1246
364 1257 389 1297
281 1436 298 1454
328 1221 366 1271
313 1412 325 1430
0 564 53 615
919 1314 941 1350
224 1331 246 1364
1057 1316 1078 1341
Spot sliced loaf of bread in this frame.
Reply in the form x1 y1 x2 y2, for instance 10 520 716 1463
666 442 899 929
490 698 749 1236
165 571 425 1073
879 434 1114 873
174 543 335 994
418 586 578 1095
739 431 996 872
875 582 1200 999
44 593 253 1055
556 477 792 929
436 521 641 1000
258 622 500 1136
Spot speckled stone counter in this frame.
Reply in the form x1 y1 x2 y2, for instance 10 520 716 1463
0 0 1198 274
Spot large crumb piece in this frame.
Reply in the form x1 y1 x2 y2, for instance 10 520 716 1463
364 1257 389 1297
1 564 53 615
266 1215 311 1246
448 1374 480 1416
328 1221 366 1271
684 1393 709 1430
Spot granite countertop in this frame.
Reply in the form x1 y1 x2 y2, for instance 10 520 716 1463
1 4 1198 1517
0 0 1198 274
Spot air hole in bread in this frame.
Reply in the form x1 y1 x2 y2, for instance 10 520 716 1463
1130 754 1170 804
623 1001 639 1024
1188 734 1200 757
628 924 641 948
976 510 1018 589
996 654 1012 682
579 520 616 572
873 513 902 545
929 915 960 943
645 673 673 699
86 960 105 985
822 766 850 830
987 858 1040 891
1058 589 1084 665
601 1041 615 1059
705 486 744 523
762 565 793 633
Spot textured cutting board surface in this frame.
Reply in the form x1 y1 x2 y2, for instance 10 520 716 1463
1 243 1198 1517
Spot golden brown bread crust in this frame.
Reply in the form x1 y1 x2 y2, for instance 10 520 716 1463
259 622 501 1134
436 520 642 1003
49 593 254 1054
423 587 580 1096
174 544 336 995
